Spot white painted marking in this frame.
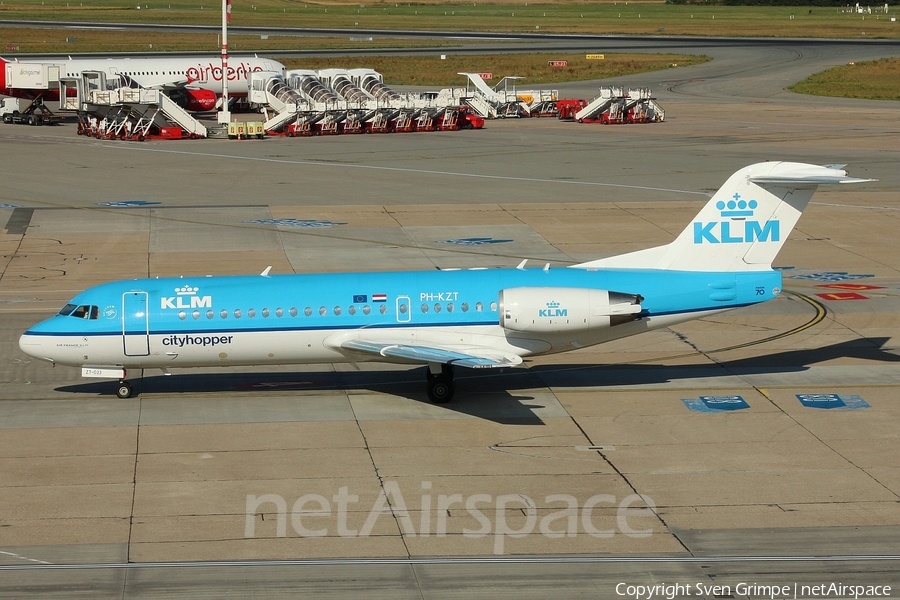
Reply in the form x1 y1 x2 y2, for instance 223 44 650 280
812 201 900 211
0 550 52 565
103 145 711 197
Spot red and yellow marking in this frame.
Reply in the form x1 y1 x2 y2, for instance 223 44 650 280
816 283 885 291
815 292 870 301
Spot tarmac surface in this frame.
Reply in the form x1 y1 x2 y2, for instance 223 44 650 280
1 38 899 598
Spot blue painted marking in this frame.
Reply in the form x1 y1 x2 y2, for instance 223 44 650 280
438 237 513 246
797 394 869 410
788 271 874 283
683 395 749 412
840 395 871 410
797 393 845 409
0 203 22 209
702 395 750 410
97 200 161 207
247 219 347 228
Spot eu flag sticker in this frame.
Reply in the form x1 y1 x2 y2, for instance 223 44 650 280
353 294 367 303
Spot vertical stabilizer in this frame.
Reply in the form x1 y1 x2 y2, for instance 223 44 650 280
574 162 873 272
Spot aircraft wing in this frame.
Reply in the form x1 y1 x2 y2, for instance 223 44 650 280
339 339 523 369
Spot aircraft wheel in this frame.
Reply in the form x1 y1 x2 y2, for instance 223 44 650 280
427 377 455 404
116 381 133 399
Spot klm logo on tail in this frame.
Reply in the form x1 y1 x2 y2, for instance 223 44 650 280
693 194 780 244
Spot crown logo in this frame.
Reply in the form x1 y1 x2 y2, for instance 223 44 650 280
717 193 757 219
546 301 560 309
175 285 199 295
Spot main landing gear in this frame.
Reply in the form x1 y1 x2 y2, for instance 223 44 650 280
426 363 455 403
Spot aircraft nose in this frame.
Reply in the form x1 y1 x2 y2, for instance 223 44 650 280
19 331 54 363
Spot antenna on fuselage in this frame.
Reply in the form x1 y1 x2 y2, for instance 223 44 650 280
260 266 272 277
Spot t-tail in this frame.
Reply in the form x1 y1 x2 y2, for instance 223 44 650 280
574 162 874 273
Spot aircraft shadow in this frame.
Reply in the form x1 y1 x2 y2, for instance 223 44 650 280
55 337 898 425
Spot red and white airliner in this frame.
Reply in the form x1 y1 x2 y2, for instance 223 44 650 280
1 55 285 111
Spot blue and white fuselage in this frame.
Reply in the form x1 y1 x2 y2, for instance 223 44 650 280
19 162 872 401
20 267 780 368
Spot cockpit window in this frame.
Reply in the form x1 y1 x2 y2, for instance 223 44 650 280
69 305 99 319
58 303 77 316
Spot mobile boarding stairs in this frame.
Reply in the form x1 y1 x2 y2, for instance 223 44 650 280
60 71 207 140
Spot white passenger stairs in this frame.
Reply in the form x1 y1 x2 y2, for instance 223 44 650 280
574 88 619 122
145 90 208 137
318 69 375 106
464 94 496 119
66 70 206 138
249 71 310 132
575 87 665 124
622 88 665 123
285 70 344 107
350 69 403 103
457 72 557 119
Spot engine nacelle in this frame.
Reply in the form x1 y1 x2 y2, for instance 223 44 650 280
500 287 642 334
181 89 217 112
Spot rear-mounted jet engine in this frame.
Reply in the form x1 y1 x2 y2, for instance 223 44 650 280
499 287 643 333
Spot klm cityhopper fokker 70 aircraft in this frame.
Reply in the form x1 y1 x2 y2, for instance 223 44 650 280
20 162 872 402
